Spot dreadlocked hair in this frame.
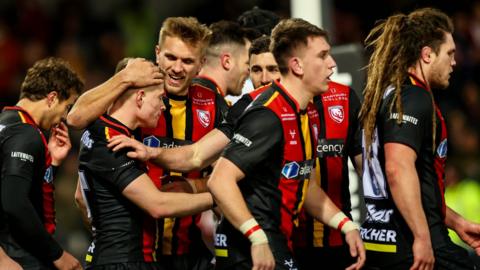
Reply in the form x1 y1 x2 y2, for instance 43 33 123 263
359 7 453 157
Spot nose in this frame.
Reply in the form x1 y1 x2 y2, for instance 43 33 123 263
328 55 337 70
172 60 183 74
261 71 270 85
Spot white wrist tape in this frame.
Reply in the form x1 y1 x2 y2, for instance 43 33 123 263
239 218 268 246
327 212 359 234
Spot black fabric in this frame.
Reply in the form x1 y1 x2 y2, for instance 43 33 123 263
361 80 453 266
86 261 166 270
0 109 63 264
223 108 282 176
78 114 147 266
295 245 356 270
217 94 254 139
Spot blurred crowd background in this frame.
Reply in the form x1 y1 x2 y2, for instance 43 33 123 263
1 0 480 262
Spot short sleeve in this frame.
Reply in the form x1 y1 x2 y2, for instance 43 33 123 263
381 87 433 154
222 108 282 175
1 125 43 180
79 128 145 192
216 94 252 139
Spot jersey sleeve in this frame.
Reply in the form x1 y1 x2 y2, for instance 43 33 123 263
381 87 433 154
222 108 282 176
1 125 44 180
214 94 232 138
80 128 145 192
1 125 63 261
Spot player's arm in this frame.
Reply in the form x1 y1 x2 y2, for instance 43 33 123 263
0 126 78 267
67 58 163 129
381 88 435 270
445 207 480 255
108 128 230 172
74 178 91 231
384 143 434 269
208 108 280 270
304 169 365 270
0 246 22 270
122 173 214 218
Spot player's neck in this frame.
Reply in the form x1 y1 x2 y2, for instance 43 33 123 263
109 101 138 130
199 67 226 96
16 98 50 129
280 76 313 110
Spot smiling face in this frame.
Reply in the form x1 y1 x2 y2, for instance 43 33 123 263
429 32 456 90
156 36 204 96
249 52 280 88
300 36 336 95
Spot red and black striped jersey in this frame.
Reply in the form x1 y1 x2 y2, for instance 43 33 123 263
293 81 362 249
214 81 320 267
141 76 229 256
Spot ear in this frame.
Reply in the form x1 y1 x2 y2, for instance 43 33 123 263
289 57 304 76
220 53 232 71
46 91 58 108
420 46 433 64
197 56 206 75
155 45 161 65
136 90 146 108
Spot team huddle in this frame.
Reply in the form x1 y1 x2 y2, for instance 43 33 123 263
1 6 480 270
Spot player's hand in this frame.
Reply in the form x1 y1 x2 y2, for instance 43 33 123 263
345 229 366 270
124 58 164 88
48 122 72 166
455 219 480 256
410 237 434 270
251 243 275 270
0 255 23 270
53 251 82 270
108 135 153 162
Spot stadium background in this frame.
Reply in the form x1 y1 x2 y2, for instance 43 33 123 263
1 0 479 263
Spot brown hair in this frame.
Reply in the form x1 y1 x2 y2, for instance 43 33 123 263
158 17 212 56
359 7 453 155
270 18 328 75
20 57 84 101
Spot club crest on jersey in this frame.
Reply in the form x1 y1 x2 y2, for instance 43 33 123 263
437 138 448 158
328 105 344 123
196 109 211 128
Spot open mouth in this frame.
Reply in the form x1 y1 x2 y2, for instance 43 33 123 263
167 74 185 87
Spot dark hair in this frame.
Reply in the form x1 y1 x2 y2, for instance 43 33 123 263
158 17 212 56
237 7 280 38
20 57 84 101
249 35 271 56
270 18 328 75
208 20 249 48
359 8 454 156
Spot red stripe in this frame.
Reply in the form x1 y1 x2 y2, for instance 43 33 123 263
322 83 350 247
244 224 261 238
142 215 155 262
337 217 350 231
100 116 131 136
